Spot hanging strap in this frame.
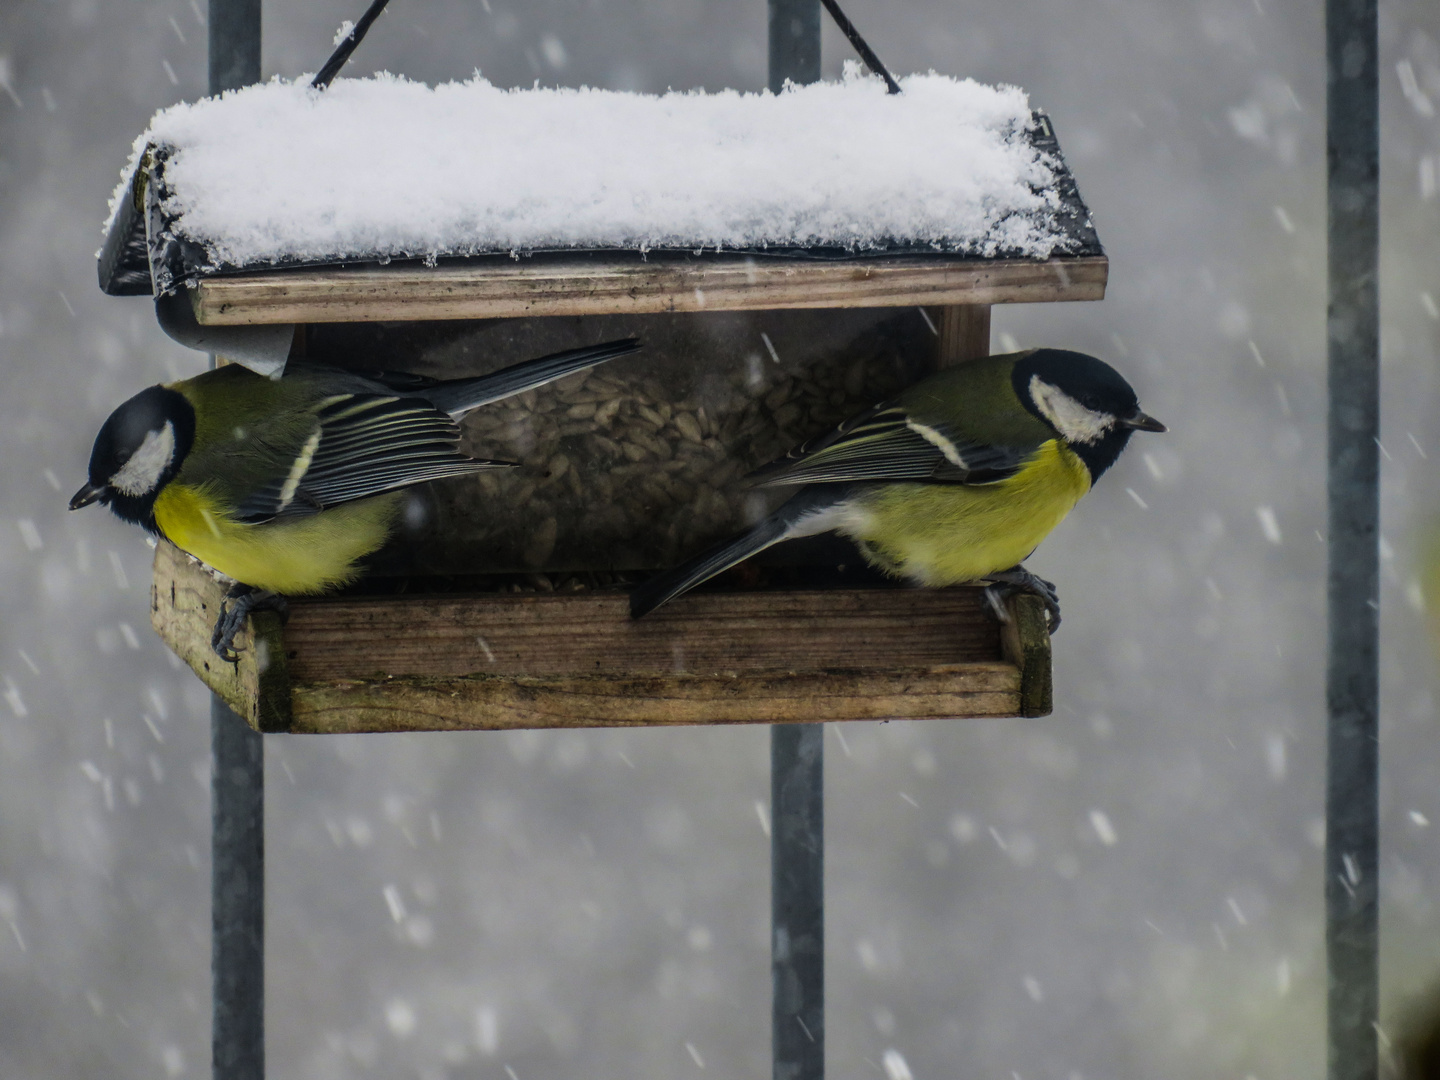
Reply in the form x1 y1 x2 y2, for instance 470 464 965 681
820 0 902 94
308 0 903 96
311 0 394 90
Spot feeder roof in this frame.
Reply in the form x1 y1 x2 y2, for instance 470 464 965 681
98 69 1103 299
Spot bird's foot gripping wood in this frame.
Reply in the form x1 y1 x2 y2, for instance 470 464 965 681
982 566 1061 633
212 585 290 662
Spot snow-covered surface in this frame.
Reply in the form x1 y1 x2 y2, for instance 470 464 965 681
113 68 1075 269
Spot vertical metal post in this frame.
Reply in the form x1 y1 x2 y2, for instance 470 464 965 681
209 4 265 1079
209 0 261 98
211 700 265 1080
1325 0 1379 1072
772 725 824 1080
768 0 820 93
767 9 823 1077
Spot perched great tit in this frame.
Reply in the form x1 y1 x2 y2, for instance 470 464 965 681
629 348 1165 624
72 339 641 657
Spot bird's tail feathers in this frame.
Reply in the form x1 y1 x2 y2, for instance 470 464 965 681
628 519 790 619
429 338 641 418
629 486 849 618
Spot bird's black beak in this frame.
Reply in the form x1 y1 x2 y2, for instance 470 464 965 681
1120 409 1167 433
69 481 108 510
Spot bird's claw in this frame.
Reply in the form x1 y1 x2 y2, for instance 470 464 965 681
981 566 1061 634
211 586 289 662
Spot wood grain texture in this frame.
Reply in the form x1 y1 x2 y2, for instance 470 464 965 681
150 538 1051 733
934 304 992 365
149 541 292 732
998 594 1054 718
191 255 1109 326
288 665 1023 733
285 588 1002 681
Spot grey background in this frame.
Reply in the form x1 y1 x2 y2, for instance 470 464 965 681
1 0 1439 1076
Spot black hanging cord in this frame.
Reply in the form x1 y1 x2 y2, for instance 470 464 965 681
819 0 901 94
311 0 393 90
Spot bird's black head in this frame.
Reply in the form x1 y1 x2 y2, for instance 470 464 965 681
1011 349 1166 481
70 385 196 529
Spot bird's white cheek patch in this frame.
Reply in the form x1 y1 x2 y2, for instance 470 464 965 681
111 421 176 496
1028 376 1114 445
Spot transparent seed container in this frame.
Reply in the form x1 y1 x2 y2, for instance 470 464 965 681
303 307 937 583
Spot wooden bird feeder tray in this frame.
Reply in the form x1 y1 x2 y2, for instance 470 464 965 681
151 540 1053 733
103 82 1106 732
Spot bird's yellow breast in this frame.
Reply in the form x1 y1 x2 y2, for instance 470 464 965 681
848 440 1092 585
152 483 401 595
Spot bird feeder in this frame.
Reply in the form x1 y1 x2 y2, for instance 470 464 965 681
100 73 1106 733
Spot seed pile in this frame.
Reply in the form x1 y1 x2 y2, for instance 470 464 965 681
366 310 935 575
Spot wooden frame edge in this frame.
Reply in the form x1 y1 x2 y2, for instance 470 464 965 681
190 255 1109 325
286 665 1024 733
998 594 1053 718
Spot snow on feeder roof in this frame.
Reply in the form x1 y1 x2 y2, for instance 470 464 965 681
98 69 1103 299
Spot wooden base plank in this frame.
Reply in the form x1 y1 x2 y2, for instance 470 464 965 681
149 541 1052 733
291 666 1023 733
190 255 1108 326
284 588 1001 681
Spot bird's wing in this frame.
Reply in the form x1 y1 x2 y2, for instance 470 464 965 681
747 403 1042 487
416 338 642 418
231 393 511 522
288 338 641 418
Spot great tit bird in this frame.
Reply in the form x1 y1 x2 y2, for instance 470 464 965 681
629 348 1165 624
72 338 641 657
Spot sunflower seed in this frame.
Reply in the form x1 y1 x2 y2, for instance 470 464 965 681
772 403 803 429
673 413 703 443
591 434 623 458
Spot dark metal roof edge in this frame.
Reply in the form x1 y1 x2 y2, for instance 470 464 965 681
97 154 153 296
1029 111 1103 257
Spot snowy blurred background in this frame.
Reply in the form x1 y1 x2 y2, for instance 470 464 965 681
1 0 1439 1076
